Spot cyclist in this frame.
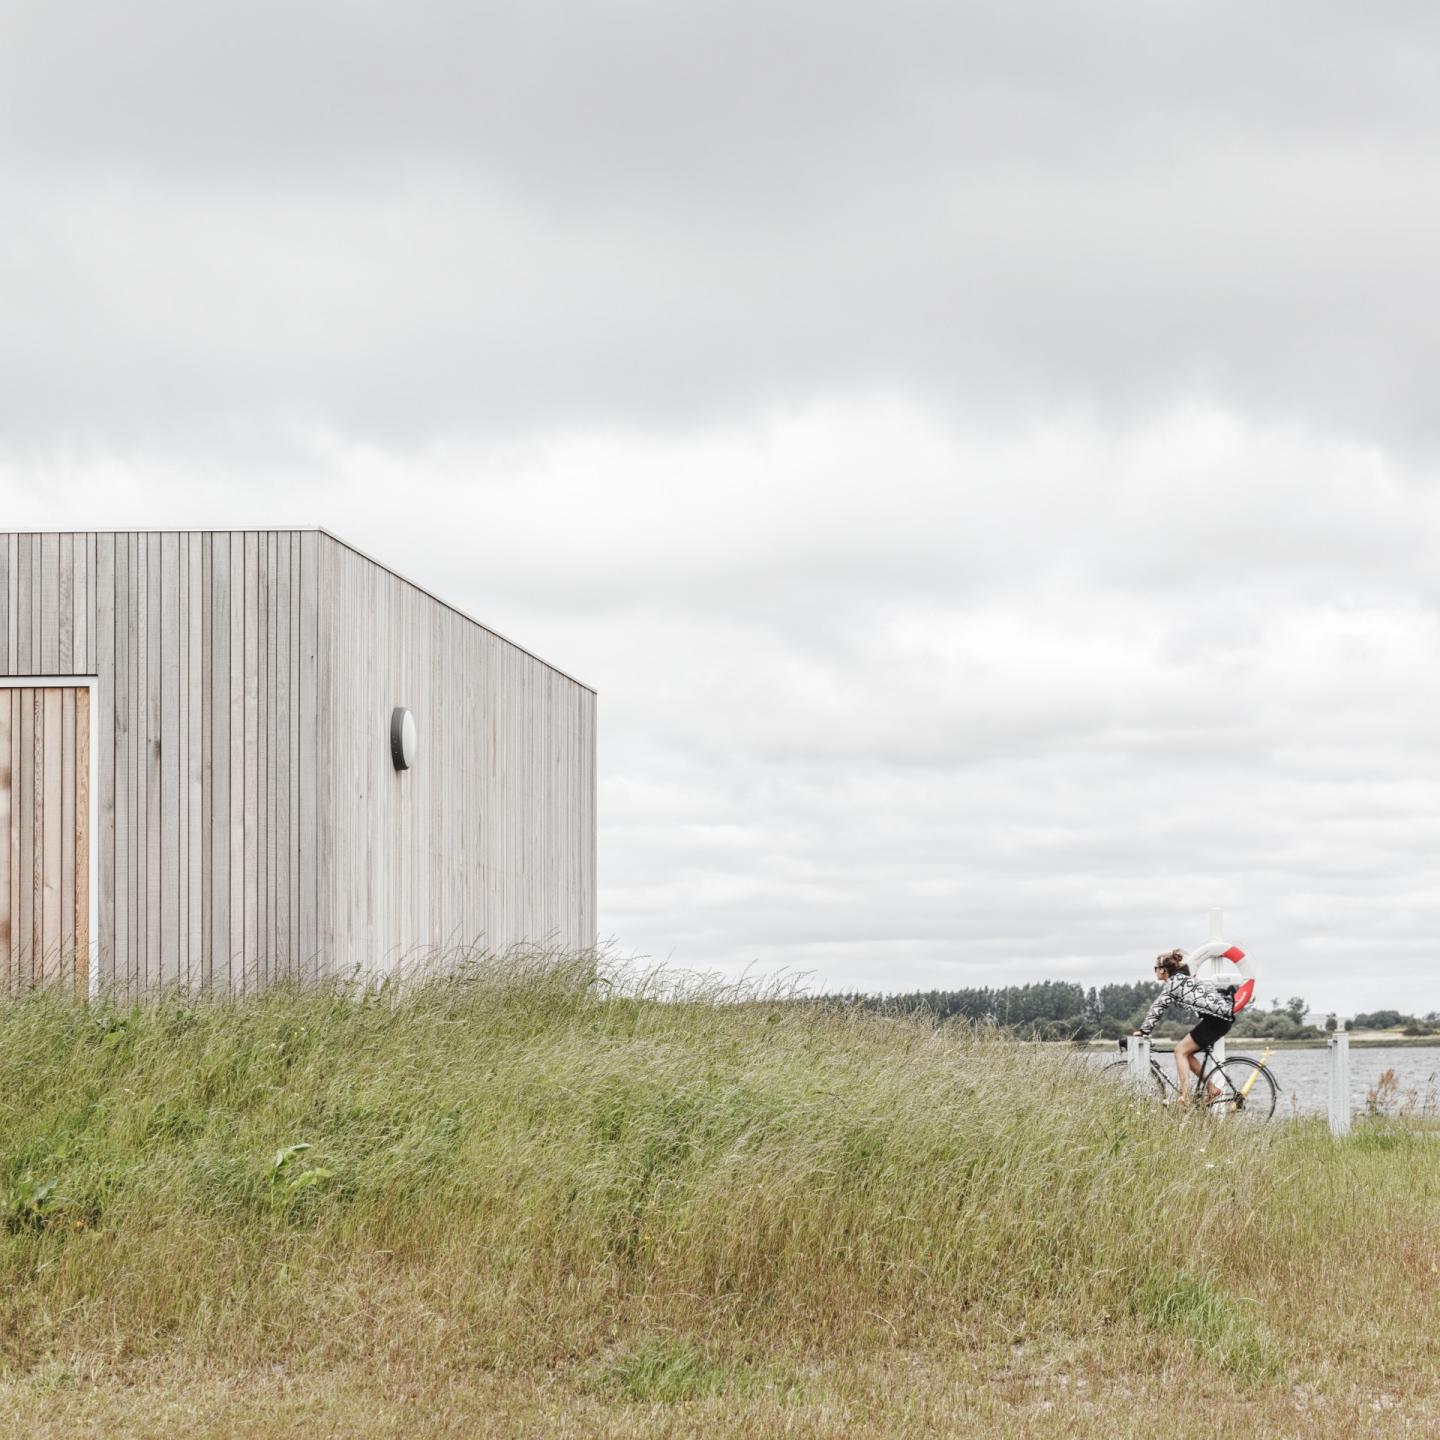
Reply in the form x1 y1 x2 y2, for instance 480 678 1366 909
1132 949 1235 1103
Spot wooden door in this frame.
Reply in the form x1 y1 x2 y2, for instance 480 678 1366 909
0 686 90 996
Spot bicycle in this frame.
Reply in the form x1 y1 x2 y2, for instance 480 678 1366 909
1101 1036 1279 1120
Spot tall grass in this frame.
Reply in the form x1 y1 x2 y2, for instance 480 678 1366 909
0 953 1255 1355
1 951 1437 1434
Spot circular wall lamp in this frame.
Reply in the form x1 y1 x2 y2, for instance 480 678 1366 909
390 707 417 771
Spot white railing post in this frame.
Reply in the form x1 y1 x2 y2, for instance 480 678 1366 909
1328 1028 1351 1137
1128 1035 1152 1089
1207 910 1228 1064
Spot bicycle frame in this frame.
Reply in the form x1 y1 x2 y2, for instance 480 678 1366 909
1155 1048 1226 1102
1118 1037 1277 1112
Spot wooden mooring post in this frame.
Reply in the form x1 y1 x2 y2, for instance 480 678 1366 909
1327 1029 1351 1137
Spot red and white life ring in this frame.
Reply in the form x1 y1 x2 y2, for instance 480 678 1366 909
1186 941 1256 1013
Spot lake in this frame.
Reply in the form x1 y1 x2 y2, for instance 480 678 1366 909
1243 1042 1440 1117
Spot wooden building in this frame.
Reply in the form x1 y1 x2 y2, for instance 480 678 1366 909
0 530 597 997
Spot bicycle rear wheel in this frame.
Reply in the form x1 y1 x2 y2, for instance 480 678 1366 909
1209 1057 1277 1120
1101 1058 1165 1100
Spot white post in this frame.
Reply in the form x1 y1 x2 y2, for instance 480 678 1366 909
1207 908 1227 1065
1328 1029 1351 1138
1128 1035 1152 1090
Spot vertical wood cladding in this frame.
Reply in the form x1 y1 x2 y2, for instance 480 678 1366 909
0 684 90 994
0 531 596 995
314 533 596 977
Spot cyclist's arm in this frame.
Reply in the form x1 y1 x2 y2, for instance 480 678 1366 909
1134 978 1177 1038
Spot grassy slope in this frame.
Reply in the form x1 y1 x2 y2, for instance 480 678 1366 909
1 956 1437 1438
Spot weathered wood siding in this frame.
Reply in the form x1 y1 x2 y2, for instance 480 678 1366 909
0 530 596 995
0 531 321 993
315 533 596 976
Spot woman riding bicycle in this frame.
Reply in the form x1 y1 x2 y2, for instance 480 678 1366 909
1133 949 1235 1103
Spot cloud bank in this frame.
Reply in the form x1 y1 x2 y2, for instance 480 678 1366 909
3 0 1437 1010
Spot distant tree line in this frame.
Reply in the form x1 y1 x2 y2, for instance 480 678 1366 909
1352 1009 1440 1036
825 983 1340 1042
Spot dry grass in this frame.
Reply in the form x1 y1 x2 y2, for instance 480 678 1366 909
1 952 1437 1436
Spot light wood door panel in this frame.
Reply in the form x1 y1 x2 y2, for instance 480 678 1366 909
0 685 90 995
0 693 10 983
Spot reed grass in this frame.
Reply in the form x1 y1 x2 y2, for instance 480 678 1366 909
0 951 1436 1437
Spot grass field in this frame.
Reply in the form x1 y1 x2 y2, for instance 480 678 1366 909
1 953 1437 1437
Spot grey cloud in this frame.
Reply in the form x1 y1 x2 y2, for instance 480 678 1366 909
4 3 1440 449
6 3 1440 190
3 2 1439 1014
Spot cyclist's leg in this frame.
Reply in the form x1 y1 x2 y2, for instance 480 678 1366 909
1188 1017 1230 1101
1173 1032 1200 1099
1188 1045 1222 1100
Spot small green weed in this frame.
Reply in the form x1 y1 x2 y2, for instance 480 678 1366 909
5 1173 65 1233
267 1143 334 1210
604 1340 743 1402
1140 1272 1283 1383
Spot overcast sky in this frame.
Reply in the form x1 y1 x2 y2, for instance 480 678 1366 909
3 1 1438 1013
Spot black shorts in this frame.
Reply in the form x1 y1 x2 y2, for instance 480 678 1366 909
1189 1013 1233 1049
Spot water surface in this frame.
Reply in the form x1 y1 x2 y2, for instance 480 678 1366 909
1098 1042 1440 1117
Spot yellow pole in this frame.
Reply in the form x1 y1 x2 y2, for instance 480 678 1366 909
1237 1046 1274 1099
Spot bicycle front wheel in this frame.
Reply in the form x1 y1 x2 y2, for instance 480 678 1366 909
1210 1057 1277 1121
1101 1057 1165 1100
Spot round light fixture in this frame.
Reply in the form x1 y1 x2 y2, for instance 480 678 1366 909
390 707 417 770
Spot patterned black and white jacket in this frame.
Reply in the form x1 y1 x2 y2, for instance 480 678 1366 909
1137 973 1234 1038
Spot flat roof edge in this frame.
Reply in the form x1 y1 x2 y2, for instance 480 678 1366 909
315 528 595 695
